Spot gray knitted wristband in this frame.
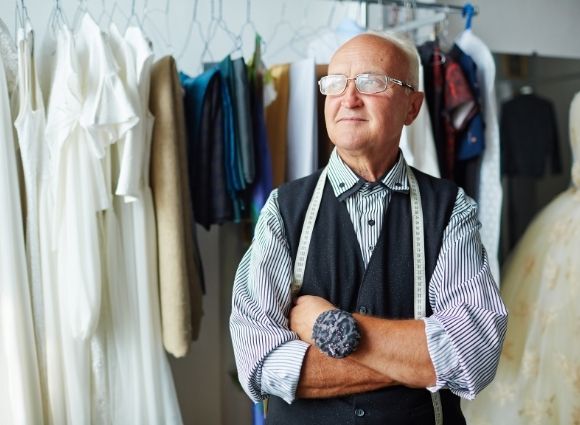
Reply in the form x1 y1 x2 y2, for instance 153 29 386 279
311 309 361 358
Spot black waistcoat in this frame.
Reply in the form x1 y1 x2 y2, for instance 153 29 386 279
268 166 465 425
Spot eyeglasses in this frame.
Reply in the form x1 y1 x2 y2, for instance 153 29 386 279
318 73 416 96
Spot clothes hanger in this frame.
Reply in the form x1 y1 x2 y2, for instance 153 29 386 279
47 0 69 34
266 1 335 61
124 0 145 34
71 0 90 32
141 0 174 52
386 11 447 34
15 0 31 31
98 1 118 28
203 0 242 59
237 0 261 56
177 0 209 68
263 3 297 58
462 2 475 30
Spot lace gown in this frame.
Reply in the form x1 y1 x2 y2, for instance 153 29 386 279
462 91 580 425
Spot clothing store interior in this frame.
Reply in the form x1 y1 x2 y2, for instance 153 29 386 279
1 0 578 424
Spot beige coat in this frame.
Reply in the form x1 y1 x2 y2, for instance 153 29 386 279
149 55 203 358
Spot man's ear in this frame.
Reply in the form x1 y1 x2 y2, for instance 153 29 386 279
404 91 425 126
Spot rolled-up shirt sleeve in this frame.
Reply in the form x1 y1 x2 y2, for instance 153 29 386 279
229 190 309 404
423 188 508 400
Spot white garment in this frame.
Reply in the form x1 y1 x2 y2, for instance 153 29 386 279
462 91 580 425
45 15 138 423
110 24 183 425
45 24 94 424
0 49 44 425
0 18 18 100
400 62 440 178
36 25 68 425
307 18 364 64
14 23 52 422
456 29 502 284
287 58 318 181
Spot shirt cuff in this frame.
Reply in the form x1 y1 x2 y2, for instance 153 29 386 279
261 339 310 404
422 316 460 393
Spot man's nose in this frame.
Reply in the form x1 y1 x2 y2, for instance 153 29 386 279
340 80 363 108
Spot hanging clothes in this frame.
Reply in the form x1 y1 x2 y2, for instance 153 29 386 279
110 22 183 424
456 29 502 284
264 63 290 187
181 66 235 227
149 55 204 355
218 56 247 221
14 21 51 422
232 57 256 185
500 91 562 252
34 23 67 425
400 61 440 178
0 30 44 425
247 36 273 224
500 92 561 178
462 91 580 425
419 40 447 176
287 58 318 181
0 18 18 107
446 43 485 198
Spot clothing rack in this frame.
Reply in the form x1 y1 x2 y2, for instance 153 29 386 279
330 0 478 30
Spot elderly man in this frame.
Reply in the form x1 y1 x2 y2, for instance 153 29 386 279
230 33 507 425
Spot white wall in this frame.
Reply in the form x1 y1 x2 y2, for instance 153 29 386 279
3 1 579 424
445 0 580 59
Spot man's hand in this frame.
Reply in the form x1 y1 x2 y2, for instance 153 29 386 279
289 295 336 344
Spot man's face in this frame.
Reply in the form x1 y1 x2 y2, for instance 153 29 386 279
324 36 422 157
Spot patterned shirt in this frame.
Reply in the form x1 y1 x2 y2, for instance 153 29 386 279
230 149 508 404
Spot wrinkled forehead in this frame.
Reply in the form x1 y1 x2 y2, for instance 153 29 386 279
328 37 409 77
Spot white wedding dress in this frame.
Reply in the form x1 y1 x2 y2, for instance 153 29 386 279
462 91 580 424
109 23 183 424
0 25 44 425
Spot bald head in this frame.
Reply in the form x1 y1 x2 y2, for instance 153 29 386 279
330 33 419 89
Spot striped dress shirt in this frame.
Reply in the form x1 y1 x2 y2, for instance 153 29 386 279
230 149 508 404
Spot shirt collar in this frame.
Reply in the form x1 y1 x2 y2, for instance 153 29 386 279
327 148 410 201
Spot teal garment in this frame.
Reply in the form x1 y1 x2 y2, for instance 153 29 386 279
179 68 233 227
219 56 246 194
218 56 244 221
220 63 243 222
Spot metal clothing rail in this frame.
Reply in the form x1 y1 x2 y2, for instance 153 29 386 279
351 0 478 14
330 0 479 29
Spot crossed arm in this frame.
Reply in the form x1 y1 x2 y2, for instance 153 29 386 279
290 295 436 399
230 189 507 404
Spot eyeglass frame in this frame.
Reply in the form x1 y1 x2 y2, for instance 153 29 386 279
318 73 416 96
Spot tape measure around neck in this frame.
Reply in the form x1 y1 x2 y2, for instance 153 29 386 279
406 165 443 425
291 167 328 297
292 164 443 425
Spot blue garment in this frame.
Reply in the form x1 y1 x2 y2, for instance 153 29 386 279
180 68 232 228
233 57 256 185
219 56 246 193
248 36 273 227
450 44 485 161
218 57 244 222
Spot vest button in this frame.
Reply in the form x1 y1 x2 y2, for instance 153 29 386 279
355 408 365 417
359 306 368 315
